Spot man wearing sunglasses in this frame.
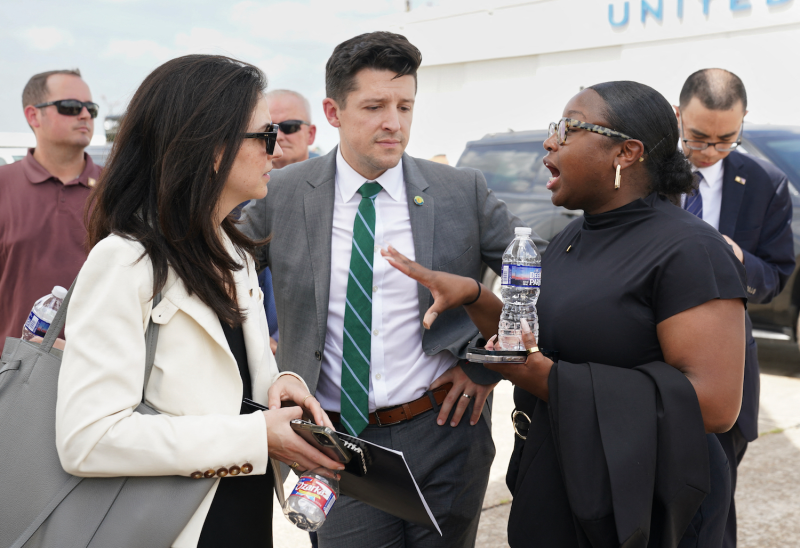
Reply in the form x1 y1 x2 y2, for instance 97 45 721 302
0 69 102 341
267 89 317 169
675 68 794 548
251 90 319 364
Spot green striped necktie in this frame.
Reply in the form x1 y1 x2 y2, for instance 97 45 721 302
340 181 382 436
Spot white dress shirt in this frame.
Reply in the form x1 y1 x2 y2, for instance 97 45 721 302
315 149 457 413
679 146 725 231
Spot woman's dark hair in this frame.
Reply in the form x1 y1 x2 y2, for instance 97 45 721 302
326 31 422 107
589 81 695 200
87 54 268 327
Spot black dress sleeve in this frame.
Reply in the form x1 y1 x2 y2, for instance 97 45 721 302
654 230 748 324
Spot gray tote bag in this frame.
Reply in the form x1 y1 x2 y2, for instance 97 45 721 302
0 284 214 548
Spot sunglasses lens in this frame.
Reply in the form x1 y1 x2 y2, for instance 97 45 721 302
56 100 83 116
54 100 99 118
266 132 277 155
281 122 302 135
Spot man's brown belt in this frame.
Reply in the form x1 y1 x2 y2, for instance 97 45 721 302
326 382 453 427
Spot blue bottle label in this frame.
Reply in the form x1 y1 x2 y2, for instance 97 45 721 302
24 311 51 337
501 265 541 287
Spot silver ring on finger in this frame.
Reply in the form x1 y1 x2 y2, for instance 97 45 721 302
461 393 471 399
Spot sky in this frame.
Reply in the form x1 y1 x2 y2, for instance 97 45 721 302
0 0 443 153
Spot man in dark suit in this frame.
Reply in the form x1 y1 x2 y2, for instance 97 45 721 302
243 32 541 547
675 68 795 547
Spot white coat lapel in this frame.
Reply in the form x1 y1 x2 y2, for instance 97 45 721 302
155 273 235 366
222 233 268 403
236 263 267 402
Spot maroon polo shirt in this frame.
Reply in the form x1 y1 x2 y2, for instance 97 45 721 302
0 149 101 340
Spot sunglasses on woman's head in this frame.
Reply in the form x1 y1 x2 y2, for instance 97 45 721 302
243 124 279 155
273 119 310 135
35 99 99 119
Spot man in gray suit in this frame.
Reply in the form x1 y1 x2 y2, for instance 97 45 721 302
242 31 543 547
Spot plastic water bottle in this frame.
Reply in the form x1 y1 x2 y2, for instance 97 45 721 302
498 228 541 350
283 468 339 532
22 286 68 342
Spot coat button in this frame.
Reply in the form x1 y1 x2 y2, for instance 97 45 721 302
229 465 241 476
203 469 216 478
216 467 229 477
315 351 322 361
190 471 204 479
241 463 253 474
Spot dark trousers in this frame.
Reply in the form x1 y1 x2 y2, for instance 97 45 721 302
678 434 731 548
716 425 749 548
320 400 495 548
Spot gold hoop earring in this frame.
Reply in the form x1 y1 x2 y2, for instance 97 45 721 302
614 164 621 190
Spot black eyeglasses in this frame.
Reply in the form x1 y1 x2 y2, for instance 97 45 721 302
243 124 279 155
548 117 633 145
680 118 742 152
35 99 99 119
274 119 310 135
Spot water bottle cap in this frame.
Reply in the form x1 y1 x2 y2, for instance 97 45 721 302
52 286 68 300
514 227 532 235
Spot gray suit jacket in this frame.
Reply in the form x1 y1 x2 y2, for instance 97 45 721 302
241 147 542 395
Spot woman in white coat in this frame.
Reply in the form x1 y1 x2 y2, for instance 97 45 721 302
55 55 344 547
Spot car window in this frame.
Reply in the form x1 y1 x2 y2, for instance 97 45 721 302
457 141 551 195
0 158 6 166
758 138 800 184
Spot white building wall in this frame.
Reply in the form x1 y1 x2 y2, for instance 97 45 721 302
390 0 800 163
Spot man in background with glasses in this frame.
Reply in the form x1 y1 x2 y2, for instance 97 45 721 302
675 68 795 548
0 69 102 341
255 90 319 358
267 89 317 169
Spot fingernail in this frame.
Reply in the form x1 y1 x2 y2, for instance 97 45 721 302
450 421 456 427
437 419 444 426
487 335 497 344
470 421 476 426
521 318 531 333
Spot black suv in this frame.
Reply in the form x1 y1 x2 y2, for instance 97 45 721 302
458 125 800 346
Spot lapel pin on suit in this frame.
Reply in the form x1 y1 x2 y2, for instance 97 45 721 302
413 196 424 206
735 176 746 185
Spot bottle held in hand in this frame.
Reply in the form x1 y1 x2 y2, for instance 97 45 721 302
283 467 339 531
498 228 541 350
22 286 68 342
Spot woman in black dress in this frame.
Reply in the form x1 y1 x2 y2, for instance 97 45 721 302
383 81 747 547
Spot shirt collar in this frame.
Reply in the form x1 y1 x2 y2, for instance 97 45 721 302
22 148 98 188
335 146 404 203
694 158 724 190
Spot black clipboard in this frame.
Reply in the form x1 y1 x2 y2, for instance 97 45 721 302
334 431 442 535
245 398 440 534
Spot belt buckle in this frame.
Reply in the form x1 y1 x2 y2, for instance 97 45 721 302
511 409 531 440
374 409 403 427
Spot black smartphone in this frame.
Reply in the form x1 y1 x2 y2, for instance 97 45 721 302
290 419 352 464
